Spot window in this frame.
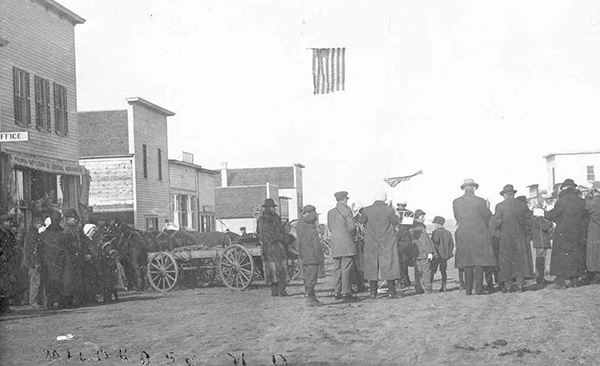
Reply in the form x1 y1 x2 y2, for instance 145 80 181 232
53 83 68 136
13 67 31 126
587 166 595 182
34 76 51 131
158 148 162 181
142 144 148 178
201 215 213 233
179 195 189 228
552 168 555 187
146 217 159 231
191 196 198 230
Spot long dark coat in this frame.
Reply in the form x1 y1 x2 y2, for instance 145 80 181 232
546 187 588 278
585 196 600 272
296 213 324 265
491 197 534 282
256 210 288 263
327 203 357 257
357 200 400 280
453 191 496 268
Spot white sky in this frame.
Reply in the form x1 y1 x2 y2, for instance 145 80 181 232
60 0 600 219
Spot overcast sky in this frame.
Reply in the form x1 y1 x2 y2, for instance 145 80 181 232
61 0 600 219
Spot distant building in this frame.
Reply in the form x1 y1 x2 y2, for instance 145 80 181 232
214 162 304 233
169 153 218 232
78 97 174 230
0 0 86 227
544 150 600 192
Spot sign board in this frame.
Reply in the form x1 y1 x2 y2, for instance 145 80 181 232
0 131 29 142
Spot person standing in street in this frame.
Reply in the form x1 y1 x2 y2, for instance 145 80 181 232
410 209 435 294
327 191 359 302
491 184 534 292
585 184 600 283
453 178 497 295
430 215 454 292
358 191 401 299
531 204 554 285
395 199 413 288
546 179 588 288
296 205 324 306
257 198 290 297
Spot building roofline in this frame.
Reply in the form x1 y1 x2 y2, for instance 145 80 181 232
80 154 134 160
35 0 86 25
168 159 219 175
216 184 280 189
78 109 127 114
126 97 175 117
543 150 600 159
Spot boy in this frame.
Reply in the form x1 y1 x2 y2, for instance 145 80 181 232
296 205 324 306
410 210 435 294
430 216 455 292
99 242 119 303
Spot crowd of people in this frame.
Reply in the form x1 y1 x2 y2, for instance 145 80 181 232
277 177 600 306
0 208 127 313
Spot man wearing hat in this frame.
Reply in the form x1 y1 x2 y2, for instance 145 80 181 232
395 198 413 288
453 179 497 295
0 212 17 313
490 184 534 292
430 215 454 292
327 191 359 301
545 179 588 288
409 209 436 294
357 191 401 299
296 204 325 306
257 198 290 297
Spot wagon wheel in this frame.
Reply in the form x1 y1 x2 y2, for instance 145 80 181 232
219 244 254 290
194 258 215 288
147 252 179 292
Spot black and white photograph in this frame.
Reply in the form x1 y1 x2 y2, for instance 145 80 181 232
1 0 600 365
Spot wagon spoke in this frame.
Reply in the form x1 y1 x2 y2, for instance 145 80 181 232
238 269 250 282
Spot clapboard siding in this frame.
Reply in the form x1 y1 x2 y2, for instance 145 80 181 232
80 157 134 212
198 171 216 212
78 110 128 157
131 103 170 228
216 185 279 219
216 167 295 188
0 0 80 164
169 162 196 192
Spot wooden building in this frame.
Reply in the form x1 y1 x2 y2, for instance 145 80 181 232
0 0 86 227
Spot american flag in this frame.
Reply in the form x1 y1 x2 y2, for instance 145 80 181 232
312 48 345 95
383 170 423 188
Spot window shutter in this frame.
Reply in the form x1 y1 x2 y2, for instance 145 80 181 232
13 67 20 125
53 83 59 134
63 87 68 135
25 71 31 126
45 80 51 131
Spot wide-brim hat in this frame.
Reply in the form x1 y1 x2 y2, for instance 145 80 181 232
499 184 517 196
63 208 80 220
414 209 426 219
460 178 479 190
432 216 445 225
262 198 278 208
101 242 112 251
560 178 577 189
334 191 349 201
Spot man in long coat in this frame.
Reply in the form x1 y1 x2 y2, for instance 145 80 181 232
491 184 534 292
357 191 401 299
296 205 324 306
546 179 588 288
453 178 497 295
327 191 358 302
257 198 289 297
586 186 600 280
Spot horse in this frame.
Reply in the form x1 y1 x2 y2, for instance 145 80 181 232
104 221 150 292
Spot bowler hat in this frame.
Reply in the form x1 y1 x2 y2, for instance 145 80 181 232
432 216 445 225
302 204 317 214
334 191 349 201
499 184 517 196
460 178 479 190
560 178 577 189
414 209 426 219
262 198 278 208
64 208 79 220
49 210 62 223
101 242 112 252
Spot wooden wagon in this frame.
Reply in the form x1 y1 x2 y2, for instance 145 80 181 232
146 241 300 292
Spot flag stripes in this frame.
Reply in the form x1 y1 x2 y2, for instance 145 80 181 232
312 48 345 95
383 170 424 188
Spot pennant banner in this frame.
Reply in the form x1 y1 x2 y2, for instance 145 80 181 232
383 170 423 188
312 48 345 95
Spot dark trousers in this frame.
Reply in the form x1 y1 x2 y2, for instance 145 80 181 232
430 258 448 283
302 264 319 291
464 266 484 295
332 256 355 295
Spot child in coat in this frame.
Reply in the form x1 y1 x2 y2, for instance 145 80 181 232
430 216 455 292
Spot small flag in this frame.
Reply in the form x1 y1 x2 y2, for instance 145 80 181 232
312 48 345 95
383 170 423 188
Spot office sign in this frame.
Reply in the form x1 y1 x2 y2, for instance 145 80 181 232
0 131 29 142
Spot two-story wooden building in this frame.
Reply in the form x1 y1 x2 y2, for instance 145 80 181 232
0 0 86 226
78 97 174 230
169 152 218 232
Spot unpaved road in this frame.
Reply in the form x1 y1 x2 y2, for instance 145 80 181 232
1 267 600 366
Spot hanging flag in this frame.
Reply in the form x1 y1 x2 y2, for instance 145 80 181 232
383 170 423 188
312 48 345 95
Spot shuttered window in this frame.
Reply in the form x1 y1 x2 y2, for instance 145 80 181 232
53 83 68 136
13 67 31 126
142 144 148 178
34 76 51 131
158 148 162 181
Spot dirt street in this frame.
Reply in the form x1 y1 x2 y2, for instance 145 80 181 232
1 267 600 366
